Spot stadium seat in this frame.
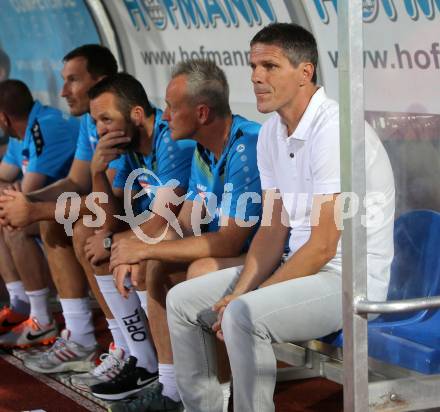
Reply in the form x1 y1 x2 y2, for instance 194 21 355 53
323 210 440 373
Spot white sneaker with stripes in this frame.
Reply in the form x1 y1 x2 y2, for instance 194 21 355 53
24 329 98 374
70 342 126 391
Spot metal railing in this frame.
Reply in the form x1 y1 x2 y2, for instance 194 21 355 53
339 3 440 411
355 296 440 315
339 1 368 411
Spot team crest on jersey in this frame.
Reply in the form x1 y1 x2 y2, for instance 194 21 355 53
196 183 208 199
236 144 246 153
138 174 152 193
31 121 44 156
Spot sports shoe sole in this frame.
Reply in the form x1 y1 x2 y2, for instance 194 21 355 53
70 381 93 392
0 335 56 349
70 376 104 392
24 359 96 374
92 376 158 401
107 406 183 412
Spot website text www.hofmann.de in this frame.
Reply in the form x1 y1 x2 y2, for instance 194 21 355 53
139 42 440 70
329 43 440 70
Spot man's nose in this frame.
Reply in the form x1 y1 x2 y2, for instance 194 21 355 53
60 83 69 98
251 66 263 84
97 124 108 138
163 107 170 121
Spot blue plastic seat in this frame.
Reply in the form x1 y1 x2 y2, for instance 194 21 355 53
322 210 440 373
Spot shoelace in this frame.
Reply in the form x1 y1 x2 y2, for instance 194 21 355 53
112 362 132 381
41 337 68 361
93 353 123 377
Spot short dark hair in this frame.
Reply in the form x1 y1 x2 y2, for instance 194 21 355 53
88 72 154 120
63 44 118 79
171 59 230 117
0 49 10 78
0 79 34 118
251 23 318 84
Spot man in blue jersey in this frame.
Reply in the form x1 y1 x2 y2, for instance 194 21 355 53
0 45 123 372
0 48 11 157
0 79 79 347
69 72 195 400
108 59 261 411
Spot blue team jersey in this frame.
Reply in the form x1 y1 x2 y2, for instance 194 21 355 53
2 137 23 169
74 113 98 162
21 101 79 184
113 108 195 213
187 115 262 235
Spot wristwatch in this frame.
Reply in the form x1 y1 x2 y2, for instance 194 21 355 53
103 234 113 251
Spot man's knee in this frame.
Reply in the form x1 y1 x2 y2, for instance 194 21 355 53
40 220 70 248
186 257 220 279
145 260 166 292
133 261 147 290
222 298 254 339
166 281 190 319
72 220 93 258
3 227 31 248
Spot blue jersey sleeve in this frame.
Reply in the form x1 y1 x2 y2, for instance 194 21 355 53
112 154 154 216
74 115 95 162
112 154 135 190
154 129 195 189
2 138 22 168
186 154 199 201
26 114 79 181
222 134 262 224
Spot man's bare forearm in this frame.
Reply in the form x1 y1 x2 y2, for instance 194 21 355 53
232 226 288 295
27 177 87 202
25 201 58 223
26 195 109 224
260 239 339 288
91 171 124 232
135 230 246 263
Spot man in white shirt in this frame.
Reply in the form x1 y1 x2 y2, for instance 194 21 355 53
166 23 395 412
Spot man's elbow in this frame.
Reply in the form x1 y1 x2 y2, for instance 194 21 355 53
66 176 91 195
315 242 338 265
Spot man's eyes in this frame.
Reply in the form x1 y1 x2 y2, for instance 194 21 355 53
264 63 277 70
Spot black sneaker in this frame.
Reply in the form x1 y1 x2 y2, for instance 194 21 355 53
108 381 183 412
91 356 158 400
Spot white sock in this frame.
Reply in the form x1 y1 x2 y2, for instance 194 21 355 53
59 297 96 347
25 288 51 325
6 281 30 315
107 318 129 359
221 382 231 412
136 290 148 317
159 363 180 402
95 274 157 372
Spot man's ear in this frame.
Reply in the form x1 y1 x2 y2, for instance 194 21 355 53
0 111 10 127
197 104 210 125
301 62 315 85
130 106 144 126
